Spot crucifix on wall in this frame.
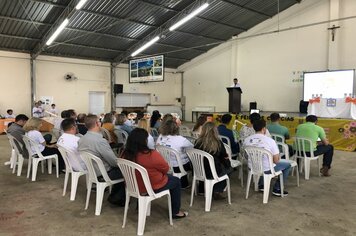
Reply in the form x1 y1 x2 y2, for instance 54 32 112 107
327 24 340 42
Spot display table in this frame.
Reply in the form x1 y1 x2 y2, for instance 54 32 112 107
0 118 15 133
308 97 355 119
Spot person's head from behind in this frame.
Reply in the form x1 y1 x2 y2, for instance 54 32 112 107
221 114 232 125
77 113 86 123
115 113 126 125
270 113 280 123
160 120 179 136
253 119 267 134
150 110 161 127
102 113 113 124
7 109 13 115
124 128 150 161
198 122 220 153
249 112 261 125
61 118 77 135
306 115 318 123
15 114 29 126
34 102 39 107
61 110 68 118
138 118 150 133
161 114 173 124
85 114 100 131
51 104 56 109
23 117 42 132
193 115 207 131
67 109 77 119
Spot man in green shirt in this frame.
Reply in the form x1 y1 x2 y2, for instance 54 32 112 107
267 113 293 156
296 115 333 176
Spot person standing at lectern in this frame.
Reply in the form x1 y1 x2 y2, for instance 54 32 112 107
231 78 240 88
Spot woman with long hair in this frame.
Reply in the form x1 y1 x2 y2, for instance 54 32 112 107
156 120 193 188
122 128 187 219
150 110 161 128
137 118 155 149
23 117 64 171
192 115 207 135
194 122 231 199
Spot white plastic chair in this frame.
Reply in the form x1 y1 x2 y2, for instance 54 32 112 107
270 133 285 143
80 151 124 216
244 146 284 204
276 142 299 187
5 133 16 169
7 134 25 176
223 143 243 187
156 145 188 179
117 158 173 236
294 137 321 180
219 135 239 159
58 145 87 201
183 135 196 144
114 128 129 145
186 148 231 212
22 135 59 181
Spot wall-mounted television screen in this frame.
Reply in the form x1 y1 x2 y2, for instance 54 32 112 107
303 69 355 101
129 55 164 83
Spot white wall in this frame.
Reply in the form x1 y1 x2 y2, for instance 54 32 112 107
180 0 356 121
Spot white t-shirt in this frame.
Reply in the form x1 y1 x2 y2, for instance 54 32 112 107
27 130 45 154
57 133 86 171
156 135 194 167
147 134 155 150
240 125 271 143
4 114 15 118
243 133 279 171
49 108 58 116
32 107 43 118
231 83 241 87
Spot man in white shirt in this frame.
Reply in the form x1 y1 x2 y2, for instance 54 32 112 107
244 119 291 196
32 102 43 118
57 118 86 171
5 109 15 118
49 104 58 116
231 78 240 87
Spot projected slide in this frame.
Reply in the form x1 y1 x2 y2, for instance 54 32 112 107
303 70 354 101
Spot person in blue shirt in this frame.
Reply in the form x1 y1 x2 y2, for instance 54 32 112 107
217 114 239 156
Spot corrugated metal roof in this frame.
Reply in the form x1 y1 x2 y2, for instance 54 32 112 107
0 0 300 68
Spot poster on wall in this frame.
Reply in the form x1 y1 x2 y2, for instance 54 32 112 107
129 55 164 83
40 96 53 106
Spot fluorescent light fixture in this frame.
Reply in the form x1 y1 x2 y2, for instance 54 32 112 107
169 3 209 31
46 18 69 46
131 36 160 57
75 0 88 10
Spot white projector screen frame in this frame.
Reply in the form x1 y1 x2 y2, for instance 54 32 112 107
303 69 355 101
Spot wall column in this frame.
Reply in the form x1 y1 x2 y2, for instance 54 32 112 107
30 58 36 111
110 63 116 111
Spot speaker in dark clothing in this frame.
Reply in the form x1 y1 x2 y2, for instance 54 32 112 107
299 100 309 114
249 102 257 111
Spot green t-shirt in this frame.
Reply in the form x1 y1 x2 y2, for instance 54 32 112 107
296 122 326 151
267 123 290 139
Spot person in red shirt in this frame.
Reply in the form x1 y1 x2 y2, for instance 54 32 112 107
122 128 187 219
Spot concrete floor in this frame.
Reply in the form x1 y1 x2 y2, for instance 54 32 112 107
0 135 355 236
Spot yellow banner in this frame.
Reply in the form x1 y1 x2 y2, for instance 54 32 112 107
211 114 356 152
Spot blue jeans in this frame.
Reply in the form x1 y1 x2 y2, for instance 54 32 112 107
259 160 291 191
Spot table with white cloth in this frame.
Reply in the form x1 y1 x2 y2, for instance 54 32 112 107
308 97 356 119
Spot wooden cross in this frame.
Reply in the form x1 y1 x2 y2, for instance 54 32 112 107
327 25 340 42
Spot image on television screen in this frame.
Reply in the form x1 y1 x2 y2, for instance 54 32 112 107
129 55 164 83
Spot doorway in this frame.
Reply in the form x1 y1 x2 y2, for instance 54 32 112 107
89 91 106 115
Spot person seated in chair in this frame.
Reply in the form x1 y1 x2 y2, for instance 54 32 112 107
122 128 187 219
57 118 86 171
76 113 88 135
217 114 239 156
7 114 29 159
194 122 231 200
5 109 15 119
115 113 134 134
267 112 293 156
244 119 291 196
78 114 125 206
296 115 333 177
240 112 271 141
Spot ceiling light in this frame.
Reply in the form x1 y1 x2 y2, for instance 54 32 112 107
169 3 209 31
46 18 69 46
75 0 88 10
131 36 160 57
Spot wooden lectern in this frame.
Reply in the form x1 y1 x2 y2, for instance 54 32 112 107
226 87 242 113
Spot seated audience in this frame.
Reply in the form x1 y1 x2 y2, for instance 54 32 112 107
23 117 64 171
49 104 58 116
5 109 15 119
267 112 293 156
240 112 271 141
192 115 207 135
115 113 134 134
123 128 187 219
244 119 290 196
217 114 239 156
78 114 125 205
76 113 88 135
137 118 155 149
7 114 29 159
156 120 193 188
32 102 43 118
150 110 162 129
101 113 118 144
296 115 333 177
57 118 86 171
194 122 231 199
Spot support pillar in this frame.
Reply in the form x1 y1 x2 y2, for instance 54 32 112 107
30 58 36 112
110 63 116 111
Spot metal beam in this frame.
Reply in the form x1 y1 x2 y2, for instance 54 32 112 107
110 63 116 111
31 0 78 59
221 0 272 18
30 58 36 112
